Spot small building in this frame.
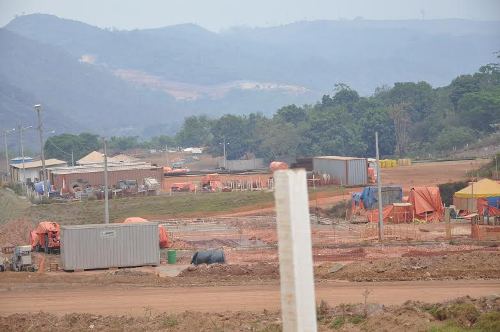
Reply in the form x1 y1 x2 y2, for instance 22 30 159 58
48 161 163 190
313 156 368 186
10 159 68 183
77 151 139 165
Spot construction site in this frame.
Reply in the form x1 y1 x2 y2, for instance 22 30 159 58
2 4 500 330
0 153 499 331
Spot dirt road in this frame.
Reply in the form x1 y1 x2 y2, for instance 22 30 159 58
1 280 498 316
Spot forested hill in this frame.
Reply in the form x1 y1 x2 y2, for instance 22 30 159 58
46 63 500 162
164 62 500 160
3 14 500 138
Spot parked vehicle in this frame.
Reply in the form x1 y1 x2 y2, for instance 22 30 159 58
11 245 36 272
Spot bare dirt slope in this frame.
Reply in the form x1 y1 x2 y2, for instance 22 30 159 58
381 159 487 190
2 296 499 332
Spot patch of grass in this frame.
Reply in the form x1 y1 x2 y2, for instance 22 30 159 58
22 191 274 225
317 300 332 322
426 303 480 327
475 311 500 332
329 316 345 329
348 314 365 325
161 314 178 328
259 324 281 332
0 187 30 224
428 321 471 332
447 303 480 327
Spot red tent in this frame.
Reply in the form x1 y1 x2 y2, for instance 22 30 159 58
123 217 169 248
408 187 444 222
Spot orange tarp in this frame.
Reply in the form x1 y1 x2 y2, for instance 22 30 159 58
123 217 169 248
30 230 39 248
32 221 60 249
367 204 413 223
408 187 444 222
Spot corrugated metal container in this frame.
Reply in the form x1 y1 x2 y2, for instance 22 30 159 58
362 186 403 210
61 223 160 271
313 156 368 186
218 158 265 171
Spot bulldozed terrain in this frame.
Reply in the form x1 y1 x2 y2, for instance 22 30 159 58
1 159 499 331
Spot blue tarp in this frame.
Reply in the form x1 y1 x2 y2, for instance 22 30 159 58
360 185 403 210
34 181 50 194
487 196 500 208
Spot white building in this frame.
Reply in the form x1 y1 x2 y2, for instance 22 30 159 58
10 159 68 183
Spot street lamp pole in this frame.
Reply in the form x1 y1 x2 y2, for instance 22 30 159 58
103 138 109 224
223 137 227 169
3 128 15 181
19 125 32 185
34 104 48 196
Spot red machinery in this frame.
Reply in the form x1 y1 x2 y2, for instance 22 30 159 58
201 174 222 192
170 182 196 192
31 221 60 254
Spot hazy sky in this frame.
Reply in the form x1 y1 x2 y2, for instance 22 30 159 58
1 0 499 31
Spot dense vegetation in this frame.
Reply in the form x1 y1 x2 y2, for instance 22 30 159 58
3 14 500 138
44 62 500 163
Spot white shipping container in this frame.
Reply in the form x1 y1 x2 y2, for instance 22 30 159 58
61 223 160 271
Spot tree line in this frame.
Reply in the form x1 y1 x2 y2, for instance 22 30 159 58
45 62 500 163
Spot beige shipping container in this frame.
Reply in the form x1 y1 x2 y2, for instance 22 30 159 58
61 223 160 271
313 156 368 186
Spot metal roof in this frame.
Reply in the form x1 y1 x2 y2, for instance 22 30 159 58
314 156 366 161
10 159 67 169
49 161 160 175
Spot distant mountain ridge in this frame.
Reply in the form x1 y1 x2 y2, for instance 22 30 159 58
2 14 500 136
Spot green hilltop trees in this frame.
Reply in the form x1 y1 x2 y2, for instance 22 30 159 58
45 62 500 163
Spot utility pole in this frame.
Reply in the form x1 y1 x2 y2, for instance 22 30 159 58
3 128 15 181
19 125 32 185
71 150 74 167
103 138 109 224
165 144 169 166
375 132 384 241
34 105 48 196
223 137 227 169
495 155 498 180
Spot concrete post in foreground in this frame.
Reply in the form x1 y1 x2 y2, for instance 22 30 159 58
274 169 317 332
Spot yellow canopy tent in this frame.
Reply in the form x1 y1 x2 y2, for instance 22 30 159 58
453 179 500 211
454 179 500 198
